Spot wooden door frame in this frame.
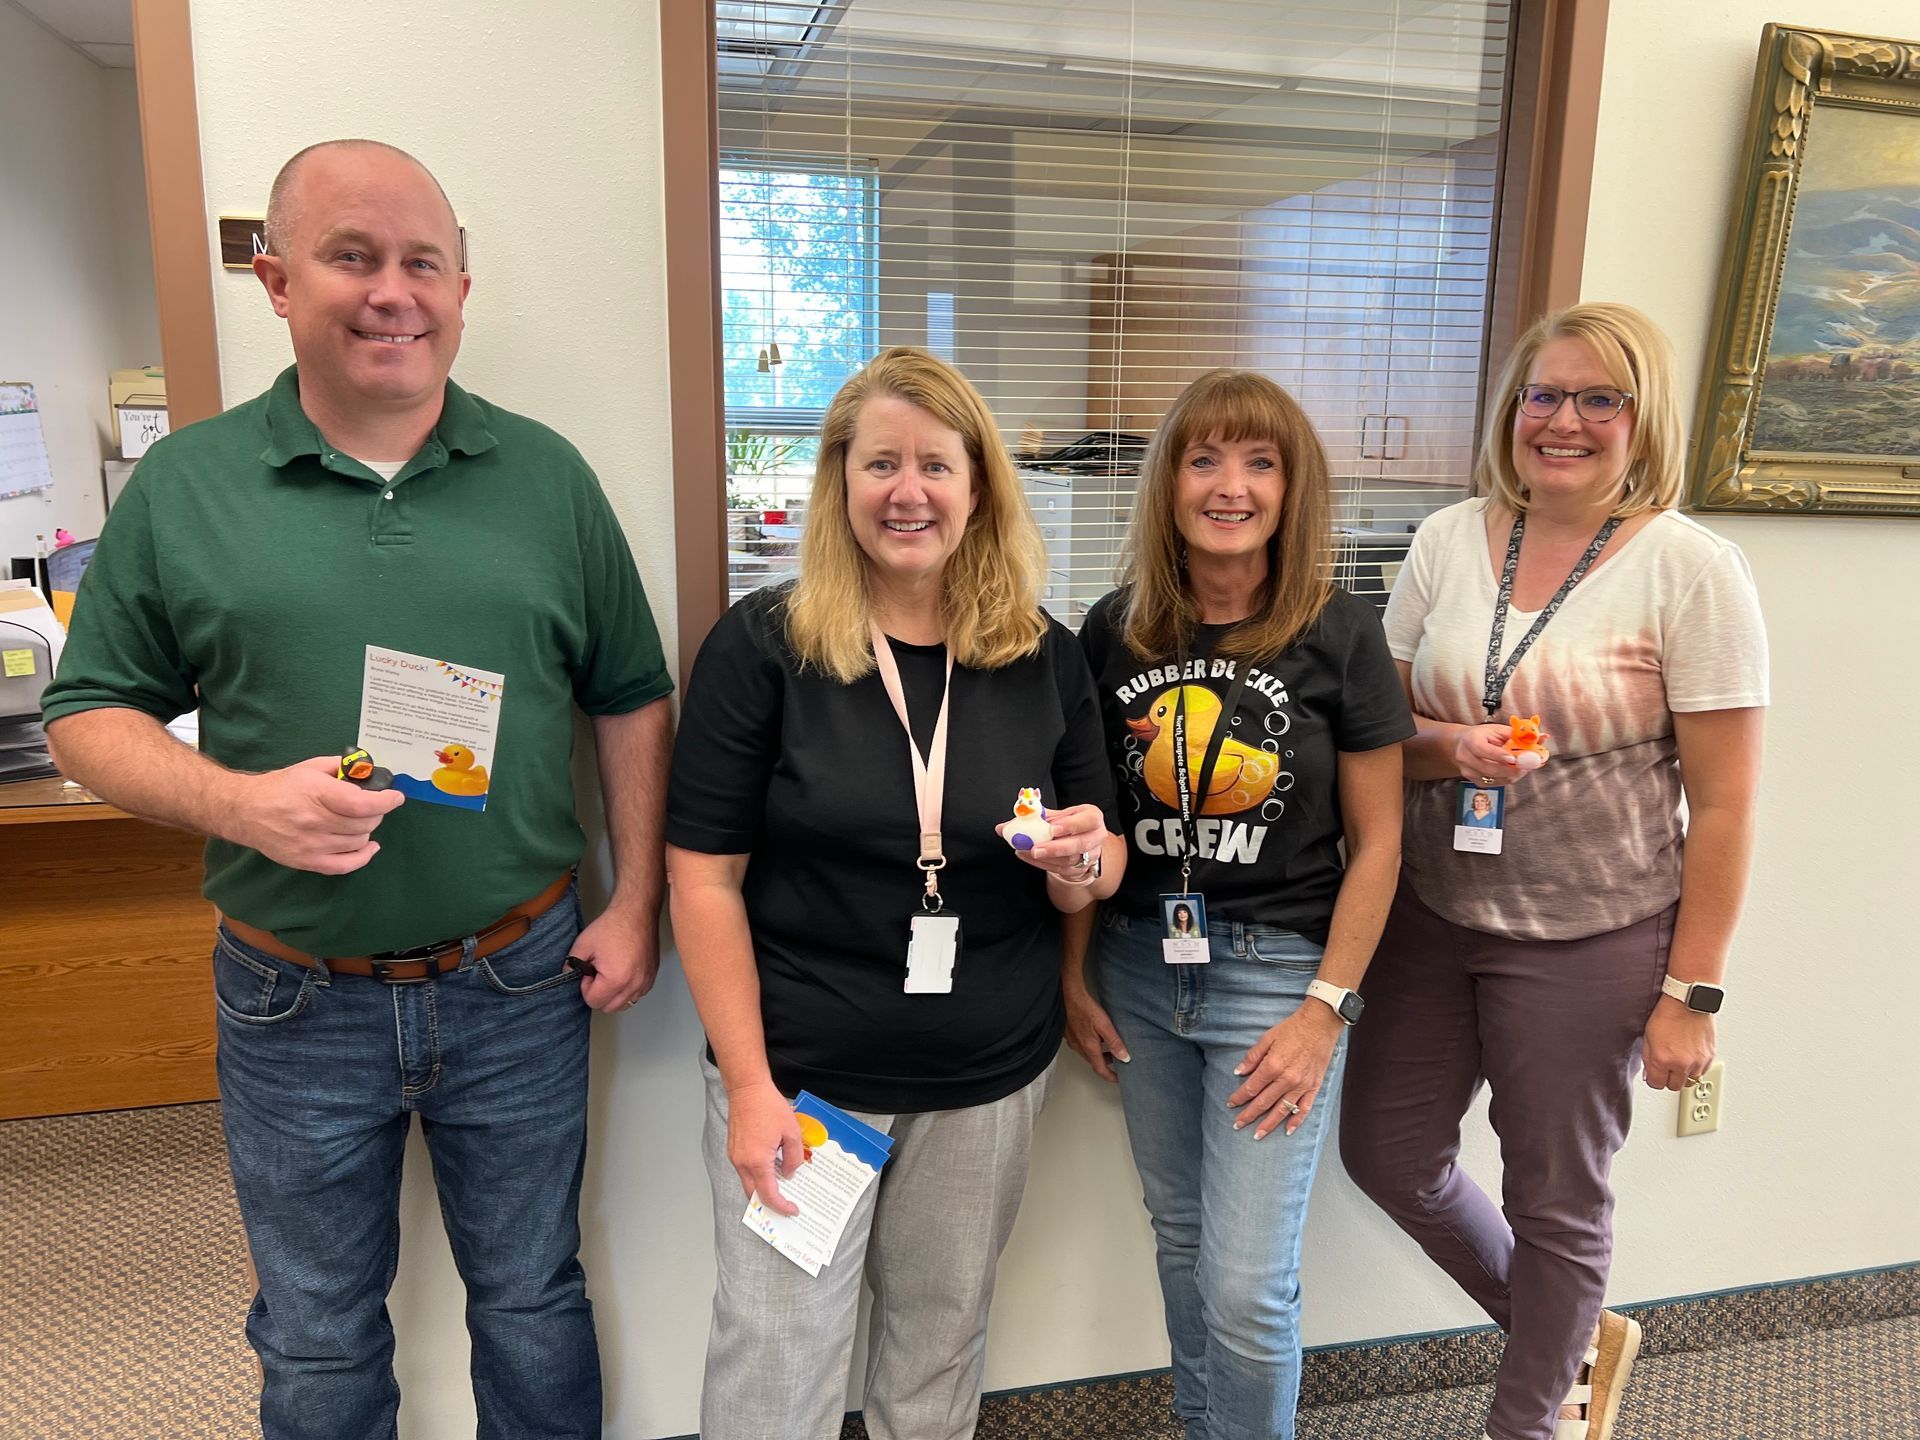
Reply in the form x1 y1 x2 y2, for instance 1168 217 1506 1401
132 0 222 428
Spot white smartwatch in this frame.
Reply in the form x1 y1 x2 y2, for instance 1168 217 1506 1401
1660 975 1725 1014
1306 979 1365 1026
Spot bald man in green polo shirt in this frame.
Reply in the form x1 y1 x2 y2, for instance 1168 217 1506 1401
43 140 670 1439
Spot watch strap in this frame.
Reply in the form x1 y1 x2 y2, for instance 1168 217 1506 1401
1306 978 1358 1025
1661 975 1724 1012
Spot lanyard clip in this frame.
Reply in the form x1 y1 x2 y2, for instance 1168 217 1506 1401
919 834 946 911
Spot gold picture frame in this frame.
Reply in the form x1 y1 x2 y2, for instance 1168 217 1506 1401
1690 25 1920 516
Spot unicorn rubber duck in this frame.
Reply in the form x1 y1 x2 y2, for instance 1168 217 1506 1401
1001 787 1052 851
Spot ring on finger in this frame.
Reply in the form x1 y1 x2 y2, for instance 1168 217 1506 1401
1282 1098 1301 1116
1477 775 1495 786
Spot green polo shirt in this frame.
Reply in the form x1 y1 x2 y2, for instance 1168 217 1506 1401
44 366 672 955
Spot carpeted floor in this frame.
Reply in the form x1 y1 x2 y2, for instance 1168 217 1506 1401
929 1316 1920 1438
0 1104 256 1439
4 1104 1914 1439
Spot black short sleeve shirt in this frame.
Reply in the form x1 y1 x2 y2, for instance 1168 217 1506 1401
1079 587 1412 942
667 585 1118 1113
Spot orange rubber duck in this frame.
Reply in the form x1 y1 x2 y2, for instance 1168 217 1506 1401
1503 714 1550 771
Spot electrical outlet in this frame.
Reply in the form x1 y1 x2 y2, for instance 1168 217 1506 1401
1675 1059 1726 1137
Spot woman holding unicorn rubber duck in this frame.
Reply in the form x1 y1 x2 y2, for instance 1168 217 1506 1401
1066 369 1413 1440
666 347 1123 1440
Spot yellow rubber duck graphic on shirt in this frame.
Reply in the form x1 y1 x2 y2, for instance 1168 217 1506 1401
1126 685 1280 816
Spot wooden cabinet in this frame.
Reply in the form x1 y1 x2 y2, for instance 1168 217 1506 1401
0 778 218 1120
1087 247 1247 433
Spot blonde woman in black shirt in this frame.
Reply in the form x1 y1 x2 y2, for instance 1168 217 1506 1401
667 348 1124 1440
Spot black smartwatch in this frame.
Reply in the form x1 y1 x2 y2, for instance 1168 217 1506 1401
1306 979 1365 1026
1661 976 1725 1014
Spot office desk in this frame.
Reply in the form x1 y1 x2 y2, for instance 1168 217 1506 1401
0 776 218 1119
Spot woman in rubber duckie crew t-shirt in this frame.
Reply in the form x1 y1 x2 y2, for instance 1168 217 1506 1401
1067 369 1413 1440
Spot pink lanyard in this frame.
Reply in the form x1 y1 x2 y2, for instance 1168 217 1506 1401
869 620 954 912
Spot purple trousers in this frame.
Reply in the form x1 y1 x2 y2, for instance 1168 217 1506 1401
1339 883 1674 1440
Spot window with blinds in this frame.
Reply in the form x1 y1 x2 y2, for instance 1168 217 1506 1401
716 0 1512 616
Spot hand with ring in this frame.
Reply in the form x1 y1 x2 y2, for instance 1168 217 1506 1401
1452 722 1525 788
1227 1004 1343 1139
997 801 1110 879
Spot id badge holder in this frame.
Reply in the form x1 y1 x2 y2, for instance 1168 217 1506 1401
1159 891 1210 965
1452 781 1505 855
906 913 961 994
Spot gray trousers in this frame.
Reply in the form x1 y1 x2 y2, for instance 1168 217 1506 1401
698 1055 1052 1440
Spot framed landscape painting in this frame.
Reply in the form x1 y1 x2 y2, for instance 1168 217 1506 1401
1691 25 1920 516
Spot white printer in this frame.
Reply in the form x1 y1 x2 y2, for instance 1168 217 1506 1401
0 605 59 782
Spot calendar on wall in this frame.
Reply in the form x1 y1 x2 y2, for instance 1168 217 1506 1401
0 383 55 503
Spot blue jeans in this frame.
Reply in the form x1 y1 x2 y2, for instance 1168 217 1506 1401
213 886 600 1440
1096 908 1345 1440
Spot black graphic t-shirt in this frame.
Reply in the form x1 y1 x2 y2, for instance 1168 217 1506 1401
1079 587 1413 942
667 584 1118 1114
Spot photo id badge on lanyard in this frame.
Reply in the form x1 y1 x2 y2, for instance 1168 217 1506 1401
906 914 961 993
1459 513 1619 857
1452 782 1506 854
1160 664 1250 964
870 621 960 994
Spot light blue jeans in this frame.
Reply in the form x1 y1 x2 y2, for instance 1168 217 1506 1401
1096 907 1345 1440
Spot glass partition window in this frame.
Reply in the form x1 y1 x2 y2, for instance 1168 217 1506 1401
716 1 1514 614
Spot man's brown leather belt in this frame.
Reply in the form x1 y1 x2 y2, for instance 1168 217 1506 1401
219 872 574 983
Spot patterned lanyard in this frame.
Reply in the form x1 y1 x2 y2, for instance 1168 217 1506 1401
1481 512 1621 719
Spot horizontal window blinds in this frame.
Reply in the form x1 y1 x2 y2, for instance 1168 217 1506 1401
717 0 1513 617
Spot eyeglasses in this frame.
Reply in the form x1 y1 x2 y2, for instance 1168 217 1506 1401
1514 384 1634 423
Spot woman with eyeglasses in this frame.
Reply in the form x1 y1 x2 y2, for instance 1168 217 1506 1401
1339 304 1768 1440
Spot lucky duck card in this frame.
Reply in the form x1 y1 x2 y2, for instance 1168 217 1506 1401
355 645 505 811
743 1091 894 1277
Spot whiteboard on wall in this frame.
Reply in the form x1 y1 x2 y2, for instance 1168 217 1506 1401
0 383 56 503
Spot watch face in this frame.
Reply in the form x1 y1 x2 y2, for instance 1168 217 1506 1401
1687 985 1724 1014
1338 991 1365 1024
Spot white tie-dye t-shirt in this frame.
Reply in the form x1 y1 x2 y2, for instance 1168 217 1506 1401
1383 498 1769 941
